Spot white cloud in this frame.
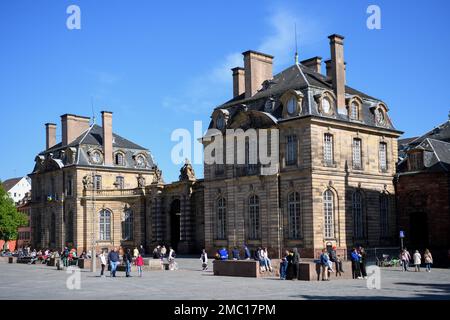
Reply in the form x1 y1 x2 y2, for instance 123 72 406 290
162 7 321 114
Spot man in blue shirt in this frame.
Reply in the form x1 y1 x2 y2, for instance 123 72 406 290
351 248 362 279
243 245 251 260
108 248 120 277
219 247 228 260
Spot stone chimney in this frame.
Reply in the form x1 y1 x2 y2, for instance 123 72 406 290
243 50 274 98
301 56 322 73
45 123 57 150
102 111 113 166
328 34 346 114
325 59 332 78
61 114 91 146
232 67 245 98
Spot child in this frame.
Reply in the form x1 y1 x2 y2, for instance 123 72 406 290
135 254 144 277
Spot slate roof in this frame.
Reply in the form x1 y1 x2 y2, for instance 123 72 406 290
1 177 22 192
212 63 398 132
398 138 450 173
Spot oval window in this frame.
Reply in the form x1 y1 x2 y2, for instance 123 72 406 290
216 114 225 130
322 98 331 114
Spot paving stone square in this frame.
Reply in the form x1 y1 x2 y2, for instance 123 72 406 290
0 259 449 300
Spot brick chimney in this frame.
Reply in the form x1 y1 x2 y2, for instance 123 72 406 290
232 67 245 98
102 111 113 166
45 123 57 150
328 34 346 114
243 50 274 98
301 56 322 73
61 114 91 146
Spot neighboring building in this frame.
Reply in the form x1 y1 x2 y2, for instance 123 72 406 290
396 118 450 266
16 193 32 249
29 112 205 253
202 34 402 258
2 176 31 204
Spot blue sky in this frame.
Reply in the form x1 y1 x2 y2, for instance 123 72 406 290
0 0 449 183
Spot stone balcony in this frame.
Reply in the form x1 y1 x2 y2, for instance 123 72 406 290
82 188 144 199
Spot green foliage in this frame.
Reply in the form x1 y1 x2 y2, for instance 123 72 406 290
0 181 27 242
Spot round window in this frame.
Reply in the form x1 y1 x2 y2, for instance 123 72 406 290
287 97 297 114
90 151 102 164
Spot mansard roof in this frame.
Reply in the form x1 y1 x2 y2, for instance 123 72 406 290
398 138 450 173
212 63 398 132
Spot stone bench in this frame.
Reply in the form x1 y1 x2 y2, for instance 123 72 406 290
299 260 353 281
0 256 16 264
16 257 33 264
213 260 280 278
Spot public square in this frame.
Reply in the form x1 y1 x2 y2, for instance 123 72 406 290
0 258 449 300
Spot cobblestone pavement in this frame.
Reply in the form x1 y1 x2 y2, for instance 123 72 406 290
0 258 449 300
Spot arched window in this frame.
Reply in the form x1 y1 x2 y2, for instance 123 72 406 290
115 153 125 166
216 198 227 239
350 101 359 120
248 195 260 240
288 192 301 239
353 191 364 238
50 213 56 244
122 209 133 240
99 209 111 241
380 193 389 237
323 190 334 238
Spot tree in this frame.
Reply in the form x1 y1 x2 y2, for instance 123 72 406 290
0 181 27 250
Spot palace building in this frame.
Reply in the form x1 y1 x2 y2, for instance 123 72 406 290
30 34 402 258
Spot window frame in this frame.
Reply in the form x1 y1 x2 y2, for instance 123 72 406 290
323 190 334 239
288 192 301 239
248 195 260 240
99 209 111 241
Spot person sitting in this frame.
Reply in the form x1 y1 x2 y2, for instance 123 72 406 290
232 247 240 260
219 247 229 260
262 248 273 272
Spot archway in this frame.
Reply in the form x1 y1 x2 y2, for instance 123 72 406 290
170 199 181 251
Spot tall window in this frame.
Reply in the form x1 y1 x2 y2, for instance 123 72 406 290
115 176 124 189
408 151 423 171
122 209 133 240
350 101 359 120
352 138 362 169
99 209 111 241
288 192 301 239
380 194 389 237
323 190 334 238
379 142 387 171
94 175 102 190
352 192 364 238
66 211 73 244
66 177 73 197
324 134 334 166
286 135 298 166
115 153 125 166
216 198 227 239
248 195 260 239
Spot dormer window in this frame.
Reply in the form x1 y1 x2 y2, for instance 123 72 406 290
216 114 225 130
375 108 385 125
350 101 359 120
115 152 125 166
287 97 297 115
135 154 146 168
90 150 103 165
322 98 331 114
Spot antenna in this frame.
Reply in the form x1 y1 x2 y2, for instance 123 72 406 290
294 23 299 64
91 96 96 125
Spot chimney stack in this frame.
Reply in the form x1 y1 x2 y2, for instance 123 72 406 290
243 50 274 98
45 123 57 150
102 111 113 166
325 59 332 78
61 114 91 146
328 34 346 114
301 56 322 74
232 67 245 98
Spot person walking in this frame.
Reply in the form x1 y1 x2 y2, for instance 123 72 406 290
108 248 120 278
139 245 145 256
351 248 362 279
400 248 411 272
62 247 69 267
135 254 144 277
243 245 251 260
99 250 107 277
200 249 208 271
168 247 177 270
359 247 367 279
413 250 422 272
291 248 300 280
124 248 133 277
320 249 330 281
424 249 433 272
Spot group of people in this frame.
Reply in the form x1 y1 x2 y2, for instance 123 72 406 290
318 246 345 281
211 245 274 273
151 245 177 270
399 248 433 272
100 246 146 278
280 248 301 280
